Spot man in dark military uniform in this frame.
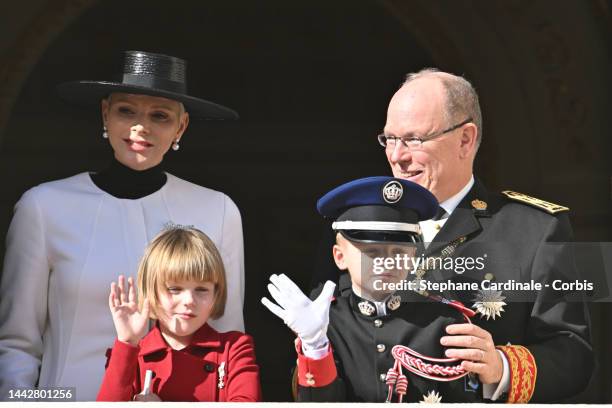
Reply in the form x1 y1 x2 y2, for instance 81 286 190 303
309 69 593 402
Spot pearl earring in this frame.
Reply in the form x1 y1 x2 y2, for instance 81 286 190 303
102 126 108 139
172 140 180 151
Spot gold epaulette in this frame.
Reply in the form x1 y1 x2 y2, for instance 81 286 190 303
501 190 569 214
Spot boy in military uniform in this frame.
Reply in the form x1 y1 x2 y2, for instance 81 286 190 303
262 176 506 402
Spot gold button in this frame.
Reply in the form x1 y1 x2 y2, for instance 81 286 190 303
374 319 383 328
377 344 386 353
484 273 494 281
435 223 441 230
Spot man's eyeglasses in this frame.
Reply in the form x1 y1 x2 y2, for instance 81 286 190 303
377 117 473 150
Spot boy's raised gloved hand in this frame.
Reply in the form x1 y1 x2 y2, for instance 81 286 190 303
261 274 335 351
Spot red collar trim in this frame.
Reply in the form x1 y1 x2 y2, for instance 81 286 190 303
139 322 222 356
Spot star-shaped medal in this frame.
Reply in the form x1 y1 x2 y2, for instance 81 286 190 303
420 390 442 403
472 289 506 320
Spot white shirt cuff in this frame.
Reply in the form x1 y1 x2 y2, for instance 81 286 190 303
482 349 510 401
302 342 330 360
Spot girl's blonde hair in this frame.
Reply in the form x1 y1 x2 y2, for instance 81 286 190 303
137 226 227 319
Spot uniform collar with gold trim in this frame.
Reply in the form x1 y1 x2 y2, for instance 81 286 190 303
425 177 495 256
351 290 402 317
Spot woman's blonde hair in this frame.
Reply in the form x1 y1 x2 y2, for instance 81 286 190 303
137 226 227 319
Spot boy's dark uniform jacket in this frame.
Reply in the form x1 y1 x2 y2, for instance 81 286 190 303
304 178 594 403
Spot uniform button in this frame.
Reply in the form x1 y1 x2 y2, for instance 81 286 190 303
374 319 383 328
380 373 387 382
377 344 386 353
204 363 215 372
484 273 494 281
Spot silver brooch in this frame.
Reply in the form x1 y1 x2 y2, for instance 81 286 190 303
358 301 375 316
382 180 403 204
472 289 506 320
217 361 225 389
387 295 401 311
162 221 195 232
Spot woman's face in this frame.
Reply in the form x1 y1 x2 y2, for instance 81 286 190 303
101 93 189 171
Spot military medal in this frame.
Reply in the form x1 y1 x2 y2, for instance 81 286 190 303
472 289 506 320
409 236 467 296
439 236 466 258
420 390 442 403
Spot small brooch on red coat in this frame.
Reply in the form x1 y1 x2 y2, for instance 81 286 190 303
218 361 226 389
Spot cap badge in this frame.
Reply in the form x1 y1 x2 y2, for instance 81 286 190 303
382 180 403 204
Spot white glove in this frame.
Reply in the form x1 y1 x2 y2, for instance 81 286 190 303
261 274 336 350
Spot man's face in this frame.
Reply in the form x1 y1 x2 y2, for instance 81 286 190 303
333 233 415 301
383 78 474 202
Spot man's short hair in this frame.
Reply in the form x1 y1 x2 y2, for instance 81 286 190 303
403 68 483 150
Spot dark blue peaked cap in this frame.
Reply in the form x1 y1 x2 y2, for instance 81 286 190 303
317 176 438 221
317 177 437 244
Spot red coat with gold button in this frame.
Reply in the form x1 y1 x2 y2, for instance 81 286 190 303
97 323 261 401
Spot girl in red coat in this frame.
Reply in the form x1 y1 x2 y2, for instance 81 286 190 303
97 225 261 401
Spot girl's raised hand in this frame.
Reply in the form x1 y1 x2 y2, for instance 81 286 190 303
108 275 150 346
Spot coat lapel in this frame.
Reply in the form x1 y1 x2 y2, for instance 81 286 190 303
425 178 490 257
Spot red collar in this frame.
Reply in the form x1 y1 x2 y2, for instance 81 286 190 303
138 322 222 357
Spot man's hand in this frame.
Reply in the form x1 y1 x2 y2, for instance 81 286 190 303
441 323 503 384
261 274 335 350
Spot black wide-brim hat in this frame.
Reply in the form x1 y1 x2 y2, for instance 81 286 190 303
57 51 238 120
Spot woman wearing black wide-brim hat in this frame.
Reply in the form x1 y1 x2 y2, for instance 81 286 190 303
0 51 246 401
